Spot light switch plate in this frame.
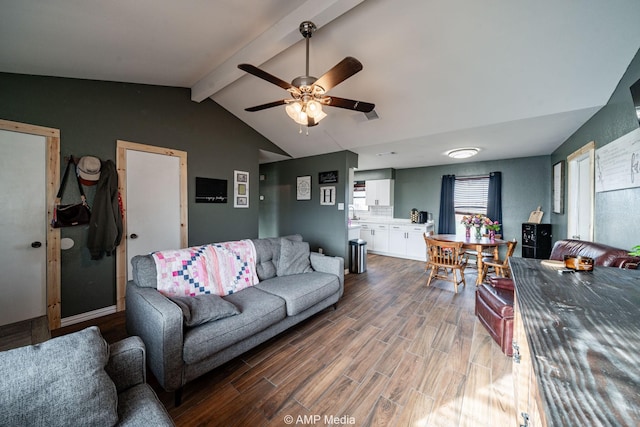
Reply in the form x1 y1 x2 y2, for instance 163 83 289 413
338 203 344 210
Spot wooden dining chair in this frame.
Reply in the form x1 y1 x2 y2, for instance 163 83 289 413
464 234 502 268
482 240 517 280
425 237 467 293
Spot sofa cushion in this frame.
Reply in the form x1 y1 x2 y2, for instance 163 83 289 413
0 326 118 427
170 294 241 327
277 238 313 276
182 287 286 363
252 234 303 280
256 271 340 316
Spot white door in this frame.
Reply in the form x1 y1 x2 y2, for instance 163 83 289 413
0 129 46 326
567 142 595 241
125 150 182 279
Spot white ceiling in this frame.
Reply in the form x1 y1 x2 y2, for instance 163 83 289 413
2 0 640 170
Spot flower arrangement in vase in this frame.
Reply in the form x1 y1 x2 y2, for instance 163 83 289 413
484 220 501 242
461 214 493 239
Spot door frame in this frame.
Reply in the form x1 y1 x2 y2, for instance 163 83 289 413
0 119 61 330
567 141 595 241
115 140 188 311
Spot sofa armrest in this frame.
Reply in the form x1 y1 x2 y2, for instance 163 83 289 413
106 336 146 393
611 257 640 269
125 281 184 392
310 252 344 295
488 276 515 291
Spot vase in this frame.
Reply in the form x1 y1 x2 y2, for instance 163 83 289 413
474 226 482 240
465 227 471 239
489 229 495 242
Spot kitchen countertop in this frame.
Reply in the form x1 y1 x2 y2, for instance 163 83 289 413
352 218 434 226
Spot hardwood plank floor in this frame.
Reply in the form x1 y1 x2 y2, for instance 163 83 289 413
54 254 515 426
0 315 50 351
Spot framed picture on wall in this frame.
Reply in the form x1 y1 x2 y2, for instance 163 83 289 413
296 175 311 200
553 161 564 214
234 170 249 208
319 170 338 184
319 186 336 205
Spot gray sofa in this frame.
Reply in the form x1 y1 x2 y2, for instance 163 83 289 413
0 326 173 427
125 235 344 404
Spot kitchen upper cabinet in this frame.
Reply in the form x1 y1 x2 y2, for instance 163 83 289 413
365 179 394 206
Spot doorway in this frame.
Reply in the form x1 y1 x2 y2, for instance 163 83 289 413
0 119 61 330
567 141 595 241
115 140 188 310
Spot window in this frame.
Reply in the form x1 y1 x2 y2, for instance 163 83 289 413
454 175 489 233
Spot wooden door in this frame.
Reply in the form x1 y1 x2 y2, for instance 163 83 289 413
0 120 60 329
567 142 595 241
115 140 187 310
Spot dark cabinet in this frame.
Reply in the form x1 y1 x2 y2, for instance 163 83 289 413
522 223 552 259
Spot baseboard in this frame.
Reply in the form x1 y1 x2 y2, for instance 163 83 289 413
60 305 117 328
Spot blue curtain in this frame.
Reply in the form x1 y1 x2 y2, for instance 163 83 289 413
487 171 503 234
438 174 456 234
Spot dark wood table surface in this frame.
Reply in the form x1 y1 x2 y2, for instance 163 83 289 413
510 257 640 426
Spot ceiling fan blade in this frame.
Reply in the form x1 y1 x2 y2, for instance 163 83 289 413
325 96 375 113
313 57 363 92
245 100 287 112
238 64 296 91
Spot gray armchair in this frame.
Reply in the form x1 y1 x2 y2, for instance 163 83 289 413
0 326 174 427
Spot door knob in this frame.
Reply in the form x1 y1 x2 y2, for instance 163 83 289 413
31 241 42 248
130 233 138 239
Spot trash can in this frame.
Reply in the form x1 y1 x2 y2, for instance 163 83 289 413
349 239 367 273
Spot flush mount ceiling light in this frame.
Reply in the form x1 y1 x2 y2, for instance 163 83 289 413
446 148 479 159
238 21 374 133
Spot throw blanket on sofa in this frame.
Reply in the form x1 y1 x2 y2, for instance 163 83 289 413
153 239 259 297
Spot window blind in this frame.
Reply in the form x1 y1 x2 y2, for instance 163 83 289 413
454 176 489 215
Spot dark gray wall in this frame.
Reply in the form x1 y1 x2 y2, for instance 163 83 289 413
551 47 640 251
377 156 550 257
259 151 358 261
0 72 286 317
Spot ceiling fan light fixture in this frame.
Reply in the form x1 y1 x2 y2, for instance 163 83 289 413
446 148 479 159
285 100 326 125
239 21 374 132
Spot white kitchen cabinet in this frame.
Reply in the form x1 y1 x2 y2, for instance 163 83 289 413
365 179 394 206
359 223 389 253
388 225 427 261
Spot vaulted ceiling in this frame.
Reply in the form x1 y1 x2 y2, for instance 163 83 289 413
2 0 640 170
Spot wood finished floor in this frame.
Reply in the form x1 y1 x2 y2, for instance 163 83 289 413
55 254 515 427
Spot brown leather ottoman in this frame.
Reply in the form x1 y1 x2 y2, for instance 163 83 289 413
475 283 514 356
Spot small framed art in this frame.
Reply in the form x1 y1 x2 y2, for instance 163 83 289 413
234 170 249 208
319 170 338 184
320 186 336 205
296 175 311 200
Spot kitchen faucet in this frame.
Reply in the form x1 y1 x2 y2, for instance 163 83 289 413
348 205 359 220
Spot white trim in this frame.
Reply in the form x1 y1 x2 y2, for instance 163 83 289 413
60 305 117 327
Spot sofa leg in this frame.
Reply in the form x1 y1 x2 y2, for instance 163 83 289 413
333 302 338 310
174 388 183 407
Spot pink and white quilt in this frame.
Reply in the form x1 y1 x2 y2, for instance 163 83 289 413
153 239 259 297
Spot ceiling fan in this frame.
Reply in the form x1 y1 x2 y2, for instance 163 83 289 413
238 21 375 129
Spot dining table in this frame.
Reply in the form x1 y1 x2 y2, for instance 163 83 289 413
430 234 507 285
